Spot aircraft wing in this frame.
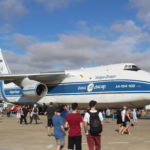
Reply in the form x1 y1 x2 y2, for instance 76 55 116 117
0 71 68 85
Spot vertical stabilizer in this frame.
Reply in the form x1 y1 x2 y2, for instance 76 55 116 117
0 48 11 74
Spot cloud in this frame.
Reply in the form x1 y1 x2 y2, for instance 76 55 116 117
129 0 150 23
0 24 13 33
3 50 45 73
34 0 84 12
3 20 150 73
0 0 28 21
12 34 38 50
111 20 150 44
0 0 85 22
76 21 90 33
111 20 141 34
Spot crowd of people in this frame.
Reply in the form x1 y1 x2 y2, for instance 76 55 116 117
0 104 41 124
0 101 149 150
44 101 140 150
48 100 103 150
116 106 136 135
48 102 145 150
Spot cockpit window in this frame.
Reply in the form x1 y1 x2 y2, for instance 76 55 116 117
124 65 141 71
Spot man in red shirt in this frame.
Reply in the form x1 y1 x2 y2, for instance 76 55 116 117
66 103 83 150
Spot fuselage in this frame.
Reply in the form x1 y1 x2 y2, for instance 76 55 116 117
1 63 150 109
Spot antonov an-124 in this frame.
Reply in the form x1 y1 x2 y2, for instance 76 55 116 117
0 49 150 108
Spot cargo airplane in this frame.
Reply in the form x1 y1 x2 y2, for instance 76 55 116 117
0 49 150 108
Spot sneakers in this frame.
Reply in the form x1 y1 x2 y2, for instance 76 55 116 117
48 133 54 136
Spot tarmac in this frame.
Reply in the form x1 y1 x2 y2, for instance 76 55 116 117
0 115 150 150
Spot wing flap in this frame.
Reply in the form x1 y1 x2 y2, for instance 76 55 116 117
0 71 68 84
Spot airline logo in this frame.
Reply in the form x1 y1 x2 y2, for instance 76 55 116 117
87 83 94 92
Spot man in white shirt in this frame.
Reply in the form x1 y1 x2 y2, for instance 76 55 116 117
121 106 127 123
84 100 103 150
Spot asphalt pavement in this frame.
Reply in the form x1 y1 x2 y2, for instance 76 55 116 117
0 115 150 150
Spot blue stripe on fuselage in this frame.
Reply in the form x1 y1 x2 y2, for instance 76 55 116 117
0 80 23 98
0 79 150 97
47 79 150 95
4 88 23 96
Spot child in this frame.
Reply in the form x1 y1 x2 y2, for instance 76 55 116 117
53 107 66 150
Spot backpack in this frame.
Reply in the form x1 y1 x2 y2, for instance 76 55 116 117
88 111 102 135
33 107 38 113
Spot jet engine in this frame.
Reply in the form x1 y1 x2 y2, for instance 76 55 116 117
21 77 47 99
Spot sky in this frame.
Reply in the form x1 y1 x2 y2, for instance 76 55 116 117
1 0 150 73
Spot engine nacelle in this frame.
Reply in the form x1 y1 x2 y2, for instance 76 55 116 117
21 78 47 99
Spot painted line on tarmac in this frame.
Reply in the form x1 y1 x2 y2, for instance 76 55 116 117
108 142 129 144
47 145 54 149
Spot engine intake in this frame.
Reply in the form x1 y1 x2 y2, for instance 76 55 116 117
21 78 47 99
36 84 46 96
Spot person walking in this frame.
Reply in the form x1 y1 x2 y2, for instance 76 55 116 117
121 108 134 135
20 106 24 124
6 107 11 117
132 108 138 123
42 103 47 115
121 106 126 124
53 106 66 150
0 106 3 119
61 104 70 119
116 109 123 133
46 102 55 136
84 100 103 150
21 105 28 124
106 108 111 121
119 106 127 133
66 103 83 150
30 104 39 124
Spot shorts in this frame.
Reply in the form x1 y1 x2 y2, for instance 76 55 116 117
125 121 130 125
122 122 126 127
68 136 82 150
56 138 65 146
47 119 53 127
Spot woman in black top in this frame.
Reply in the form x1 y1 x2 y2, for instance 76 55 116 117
121 109 134 135
116 109 123 132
